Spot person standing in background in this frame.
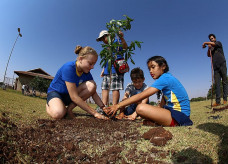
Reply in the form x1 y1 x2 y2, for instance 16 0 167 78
203 34 228 107
96 30 128 106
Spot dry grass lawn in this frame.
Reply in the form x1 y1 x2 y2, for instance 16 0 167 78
0 89 227 163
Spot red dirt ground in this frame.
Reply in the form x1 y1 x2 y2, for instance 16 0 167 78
1 112 177 163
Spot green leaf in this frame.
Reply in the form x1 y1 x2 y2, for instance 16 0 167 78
108 59 112 72
130 58 135 65
125 53 128 60
135 41 143 49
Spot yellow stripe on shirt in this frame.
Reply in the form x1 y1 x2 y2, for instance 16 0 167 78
171 91 181 111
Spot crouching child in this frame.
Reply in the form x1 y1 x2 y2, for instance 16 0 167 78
116 67 149 120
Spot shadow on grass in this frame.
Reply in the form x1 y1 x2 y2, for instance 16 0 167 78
197 123 228 164
171 147 213 163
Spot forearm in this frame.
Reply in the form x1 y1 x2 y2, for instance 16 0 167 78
207 49 211 57
92 92 105 108
72 96 96 116
66 81 97 116
118 88 157 108
120 37 128 49
100 68 104 77
204 41 216 47
119 93 144 108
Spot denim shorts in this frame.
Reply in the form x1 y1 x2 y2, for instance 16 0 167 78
47 91 72 106
124 104 137 115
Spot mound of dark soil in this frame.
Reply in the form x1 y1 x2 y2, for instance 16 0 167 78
142 127 173 146
0 112 174 163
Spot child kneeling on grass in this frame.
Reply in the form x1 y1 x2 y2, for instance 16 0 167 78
46 45 108 120
116 67 149 120
105 56 193 126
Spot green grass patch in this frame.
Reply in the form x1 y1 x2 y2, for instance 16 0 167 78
0 89 228 163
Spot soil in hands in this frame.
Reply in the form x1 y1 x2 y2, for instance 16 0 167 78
0 112 175 163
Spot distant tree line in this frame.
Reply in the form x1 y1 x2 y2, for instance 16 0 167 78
190 97 207 102
28 76 227 102
190 77 228 102
206 76 228 99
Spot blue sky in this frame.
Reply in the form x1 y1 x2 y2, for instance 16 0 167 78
1 0 228 101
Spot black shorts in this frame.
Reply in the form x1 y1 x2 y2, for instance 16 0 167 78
47 91 72 106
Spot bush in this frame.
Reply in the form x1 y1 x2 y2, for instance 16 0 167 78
191 97 207 102
30 76 51 96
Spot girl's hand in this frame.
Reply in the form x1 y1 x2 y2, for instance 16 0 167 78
103 105 119 117
94 112 109 120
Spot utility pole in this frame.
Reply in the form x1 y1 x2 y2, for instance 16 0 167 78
2 28 22 90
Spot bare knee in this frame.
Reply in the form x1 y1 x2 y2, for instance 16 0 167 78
51 111 66 119
86 80 96 94
46 104 66 119
136 104 145 115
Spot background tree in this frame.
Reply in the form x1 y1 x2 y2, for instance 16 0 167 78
30 76 51 97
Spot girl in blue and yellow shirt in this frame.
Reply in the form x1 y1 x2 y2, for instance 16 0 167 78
105 56 193 126
46 46 108 120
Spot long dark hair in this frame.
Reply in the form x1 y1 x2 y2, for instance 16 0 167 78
147 56 169 100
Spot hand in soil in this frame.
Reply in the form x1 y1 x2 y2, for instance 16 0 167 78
94 112 109 120
104 105 119 117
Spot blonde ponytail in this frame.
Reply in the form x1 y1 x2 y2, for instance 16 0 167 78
74 45 98 57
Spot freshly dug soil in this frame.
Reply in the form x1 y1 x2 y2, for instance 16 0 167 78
142 127 173 146
0 112 174 163
213 105 228 112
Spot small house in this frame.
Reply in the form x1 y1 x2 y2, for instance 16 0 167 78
14 68 54 91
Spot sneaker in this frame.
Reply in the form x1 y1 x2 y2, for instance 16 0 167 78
212 103 221 107
223 101 227 105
